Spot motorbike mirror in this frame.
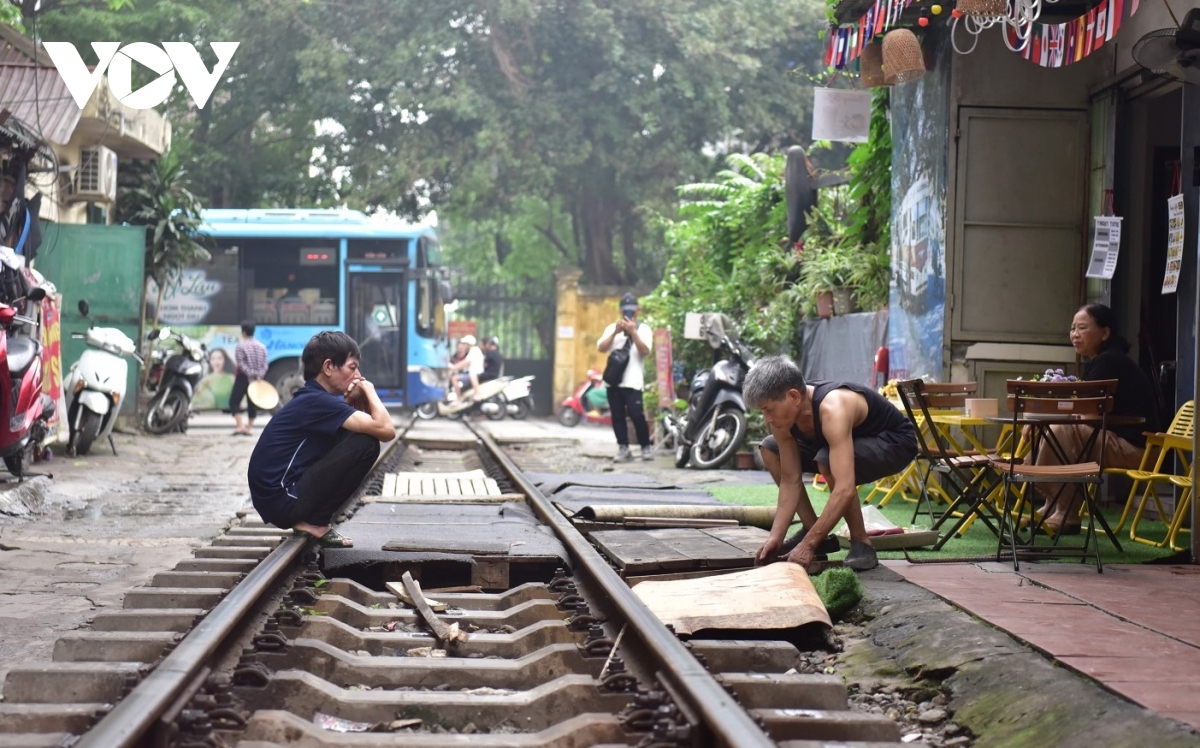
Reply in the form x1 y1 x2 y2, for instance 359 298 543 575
77 299 89 317
27 287 46 303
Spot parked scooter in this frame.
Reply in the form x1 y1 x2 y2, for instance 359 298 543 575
497 375 535 420
557 369 611 427
0 286 55 477
63 300 142 456
672 333 756 469
143 327 206 435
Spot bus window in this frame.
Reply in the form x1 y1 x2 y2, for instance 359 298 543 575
416 276 435 338
237 237 340 325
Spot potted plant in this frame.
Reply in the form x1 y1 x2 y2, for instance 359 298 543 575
799 242 855 318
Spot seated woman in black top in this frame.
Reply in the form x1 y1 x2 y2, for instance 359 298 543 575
1033 304 1161 535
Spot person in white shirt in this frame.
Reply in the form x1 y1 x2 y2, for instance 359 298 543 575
597 293 654 462
449 334 486 401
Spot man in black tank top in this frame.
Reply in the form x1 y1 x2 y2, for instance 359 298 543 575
743 356 917 572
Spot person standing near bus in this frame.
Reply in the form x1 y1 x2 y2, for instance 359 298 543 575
247 331 395 548
230 321 270 436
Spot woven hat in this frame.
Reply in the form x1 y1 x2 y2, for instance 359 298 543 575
460 334 477 346
882 29 925 84
247 380 280 410
957 0 1007 16
860 40 889 87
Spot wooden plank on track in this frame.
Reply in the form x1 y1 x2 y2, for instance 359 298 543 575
589 529 695 574
363 493 524 504
703 526 773 554
589 527 768 576
382 474 397 496
483 478 502 496
383 538 512 554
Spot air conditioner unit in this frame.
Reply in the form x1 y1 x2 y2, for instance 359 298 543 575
68 145 118 204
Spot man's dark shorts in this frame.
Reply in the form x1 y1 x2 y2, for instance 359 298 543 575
759 422 917 486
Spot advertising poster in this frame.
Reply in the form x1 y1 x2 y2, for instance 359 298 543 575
1162 194 1184 294
1085 216 1123 280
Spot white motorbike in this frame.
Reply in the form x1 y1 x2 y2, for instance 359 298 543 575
63 300 142 456
415 375 535 421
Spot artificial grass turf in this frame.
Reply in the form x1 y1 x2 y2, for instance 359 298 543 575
812 567 863 618
708 482 1180 565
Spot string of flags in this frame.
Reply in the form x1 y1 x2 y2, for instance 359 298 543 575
825 0 1145 70
1008 0 1144 68
825 0 918 69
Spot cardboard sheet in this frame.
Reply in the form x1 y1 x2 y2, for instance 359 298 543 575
632 563 831 635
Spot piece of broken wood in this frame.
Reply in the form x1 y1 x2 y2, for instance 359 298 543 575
401 571 468 645
385 581 448 612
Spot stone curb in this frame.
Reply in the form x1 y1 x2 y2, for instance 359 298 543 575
842 567 1200 748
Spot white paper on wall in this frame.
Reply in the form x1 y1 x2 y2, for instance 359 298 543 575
812 88 871 143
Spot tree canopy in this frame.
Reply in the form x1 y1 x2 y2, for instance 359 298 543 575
11 0 830 285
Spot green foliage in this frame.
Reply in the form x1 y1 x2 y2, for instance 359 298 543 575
115 151 210 328
812 567 863 619
844 89 893 251
643 152 800 374
24 0 832 289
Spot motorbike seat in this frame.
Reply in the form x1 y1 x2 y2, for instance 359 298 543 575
7 335 39 376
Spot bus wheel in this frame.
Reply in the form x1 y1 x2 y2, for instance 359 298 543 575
266 359 304 410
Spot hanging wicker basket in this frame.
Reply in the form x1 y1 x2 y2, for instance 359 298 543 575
860 41 889 87
957 0 1008 17
882 29 925 84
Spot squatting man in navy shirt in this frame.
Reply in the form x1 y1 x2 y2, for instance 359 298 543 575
247 331 396 548
743 355 917 573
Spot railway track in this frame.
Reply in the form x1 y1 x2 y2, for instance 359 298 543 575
0 419 913 748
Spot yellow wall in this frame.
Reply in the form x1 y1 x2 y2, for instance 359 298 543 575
552 267 655 404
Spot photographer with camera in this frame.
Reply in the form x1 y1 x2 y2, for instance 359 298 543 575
597 292 653 462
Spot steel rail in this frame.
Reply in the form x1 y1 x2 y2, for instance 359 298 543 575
473 427 776 748
76 535 308 748
75 419 415 747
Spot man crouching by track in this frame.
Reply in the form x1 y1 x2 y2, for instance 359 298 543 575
247 331 396 548
743 356 917 573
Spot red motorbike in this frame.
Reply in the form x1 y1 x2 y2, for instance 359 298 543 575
557 369 612 427
0 286 54 478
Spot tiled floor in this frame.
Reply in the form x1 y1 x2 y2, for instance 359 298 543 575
885 561 1200 730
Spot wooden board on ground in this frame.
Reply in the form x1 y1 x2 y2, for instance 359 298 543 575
378 470 505 499
589 526 768 576
837 530 939 551
364 493 523 504
382 538 513 555
632 563 831 635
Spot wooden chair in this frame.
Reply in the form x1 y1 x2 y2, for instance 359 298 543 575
991 379 1117 572
1102 399 1194 536
896 379 1002 549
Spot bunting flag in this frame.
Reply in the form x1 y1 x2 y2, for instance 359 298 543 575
832 0 1146 71
1009 0 1144 68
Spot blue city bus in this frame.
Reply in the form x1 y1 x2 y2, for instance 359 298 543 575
152 209 451 409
